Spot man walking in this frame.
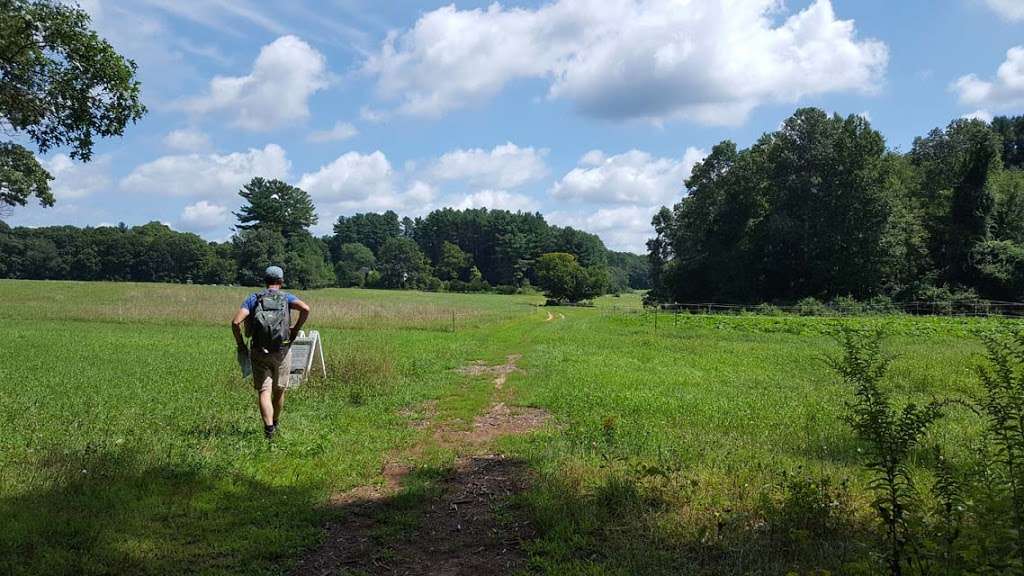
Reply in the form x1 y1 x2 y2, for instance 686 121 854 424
231 266 311 439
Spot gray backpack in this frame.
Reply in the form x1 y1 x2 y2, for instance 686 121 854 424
250 290 290 352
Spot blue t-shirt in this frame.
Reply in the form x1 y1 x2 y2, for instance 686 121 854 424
241 289 298 313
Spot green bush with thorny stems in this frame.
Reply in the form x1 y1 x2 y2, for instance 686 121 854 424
832 324 1024 575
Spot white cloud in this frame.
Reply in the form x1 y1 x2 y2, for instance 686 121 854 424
453 190 537 212
163 128 212 152
364 0 887 124
952 46 1024 113
548 206 654 253
308 121 359 143
185 35 328 131
982 0 1024 21
120 144 290 197
430 143 548 189
180 200 229 231
298 151 393 203
405 180 438 205
41 154 113 200
963 109 995 122
552 147 705 206
360 106 389 123
298 153 454 228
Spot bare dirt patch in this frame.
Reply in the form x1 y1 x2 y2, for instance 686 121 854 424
293 454 533 576
439 402 551 446
456 354 522 389
295 353 551 576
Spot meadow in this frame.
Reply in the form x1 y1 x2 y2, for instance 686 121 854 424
0 280 1014 575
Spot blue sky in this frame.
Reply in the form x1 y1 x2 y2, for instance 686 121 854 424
7 0 1024 253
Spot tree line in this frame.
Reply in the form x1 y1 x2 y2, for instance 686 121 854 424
0 177 649 298
647 108 1024 306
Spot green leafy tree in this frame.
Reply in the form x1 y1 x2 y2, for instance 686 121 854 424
535 252 606 303
333 242 375 287
233 178 317 239
1 0 145 209
435 241 472 281
332 211 401 256
911 119 1002 287
972 240 1024 301
378 236 431 289
992 115 1024 170
282 232 332 289
993 171 1024 244
232 227 286 286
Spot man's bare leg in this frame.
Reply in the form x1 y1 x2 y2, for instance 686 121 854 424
272 388 286 424
258 388 274 426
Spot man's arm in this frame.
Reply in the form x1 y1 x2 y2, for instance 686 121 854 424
231 307 249 350
289 299 311 341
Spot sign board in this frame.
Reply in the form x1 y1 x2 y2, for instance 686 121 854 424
288 330 326 385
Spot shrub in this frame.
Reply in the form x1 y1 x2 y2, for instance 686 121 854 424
829 328 945 576
423 276 444 292
830 295 865 315
976 326 1024 568
755 303 784 316
864 295 900 315
796 297 832 316
535 252 606 303
911 285 982 315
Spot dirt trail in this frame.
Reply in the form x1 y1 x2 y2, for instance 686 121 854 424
292 354 548 576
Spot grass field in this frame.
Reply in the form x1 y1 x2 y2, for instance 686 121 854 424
0 280 1014 575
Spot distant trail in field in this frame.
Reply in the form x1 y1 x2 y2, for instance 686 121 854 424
544 310 566 322
293 354 547 576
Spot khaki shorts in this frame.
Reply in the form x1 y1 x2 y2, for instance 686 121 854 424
251 346 293 392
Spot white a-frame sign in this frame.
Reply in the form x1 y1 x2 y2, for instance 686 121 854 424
289 330 326 385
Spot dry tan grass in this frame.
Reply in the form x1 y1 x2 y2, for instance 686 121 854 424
4 280 537 329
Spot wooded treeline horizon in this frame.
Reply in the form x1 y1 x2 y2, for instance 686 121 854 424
3 108 1024 306
647 108 1024 306
0 185 650 296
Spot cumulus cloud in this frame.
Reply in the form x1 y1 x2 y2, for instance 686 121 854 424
163 128 212 152
41 154 113 200
548 206 654 253
308 121 359 143
180 200 229 231
120 144 290 197
404 180 439 205
453 190 537 212
952 46 1024 113
185 35 328 131
983 0 1024 21
430 143 548 189
552 148 705 206
298 151 393 204
963 109 995 122
364 0 887 124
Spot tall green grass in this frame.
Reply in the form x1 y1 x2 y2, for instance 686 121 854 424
0 280 1014 574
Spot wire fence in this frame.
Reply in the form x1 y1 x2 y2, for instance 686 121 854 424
601 300 1024 319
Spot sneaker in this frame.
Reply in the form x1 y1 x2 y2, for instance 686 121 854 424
264 424 276 440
